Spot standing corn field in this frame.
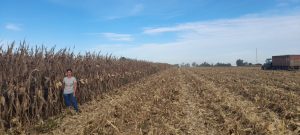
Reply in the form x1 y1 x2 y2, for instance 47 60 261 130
0 41 170 132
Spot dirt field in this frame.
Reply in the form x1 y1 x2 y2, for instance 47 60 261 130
28 68 299 135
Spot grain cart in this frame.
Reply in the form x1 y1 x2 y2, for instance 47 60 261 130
262 55 300 70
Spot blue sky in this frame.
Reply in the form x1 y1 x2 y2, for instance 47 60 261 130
1 0 300 64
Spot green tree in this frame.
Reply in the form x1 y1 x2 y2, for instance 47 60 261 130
236 59 245 66
200 62 212 67
192 62 198 67
215 62 231 67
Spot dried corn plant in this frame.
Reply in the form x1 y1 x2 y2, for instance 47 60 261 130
0 41 170 131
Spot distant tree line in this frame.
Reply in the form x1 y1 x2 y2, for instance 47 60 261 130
173 58 262 68
175 62 232 67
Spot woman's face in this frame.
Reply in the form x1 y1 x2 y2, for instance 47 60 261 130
67 71 72 77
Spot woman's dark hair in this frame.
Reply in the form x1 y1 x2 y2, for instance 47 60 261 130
66 68 72 72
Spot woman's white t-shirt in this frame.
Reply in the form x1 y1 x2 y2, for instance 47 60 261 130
63 77 76 94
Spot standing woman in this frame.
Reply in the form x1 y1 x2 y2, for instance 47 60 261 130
63 69 79 112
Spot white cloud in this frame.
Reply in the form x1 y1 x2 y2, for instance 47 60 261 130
101 33 134 41
5 23 22 31
144 15 300 36
143 24 194 35
123 14 300 64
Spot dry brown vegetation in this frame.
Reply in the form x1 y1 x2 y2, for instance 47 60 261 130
0 42 170 134
24 67 299 135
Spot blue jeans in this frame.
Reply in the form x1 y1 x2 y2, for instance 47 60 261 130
63 93 79 112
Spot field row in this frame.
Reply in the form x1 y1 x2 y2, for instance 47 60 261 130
24 68 299 134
